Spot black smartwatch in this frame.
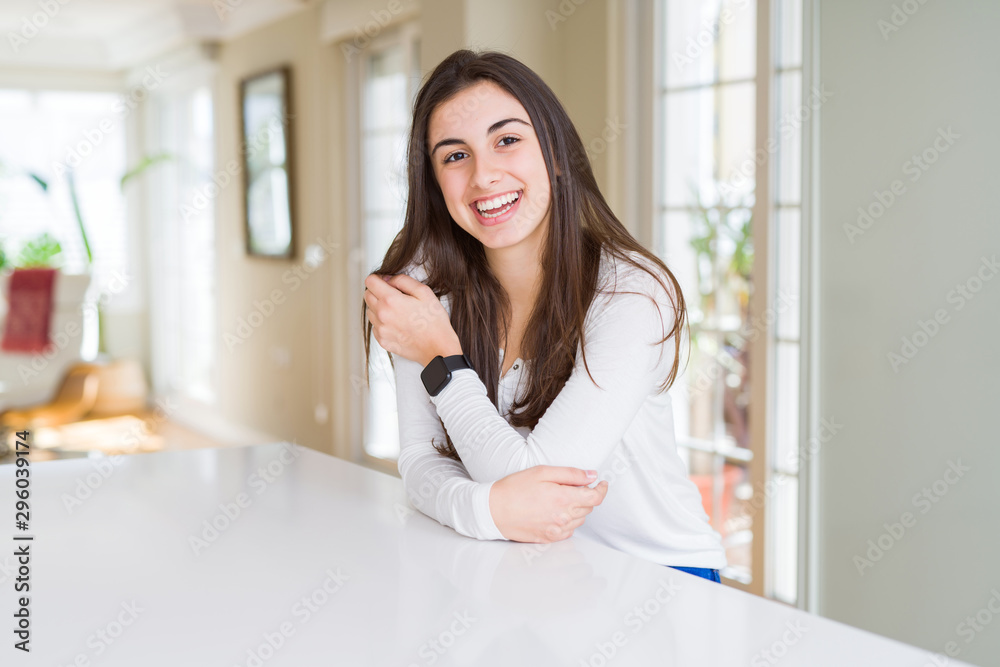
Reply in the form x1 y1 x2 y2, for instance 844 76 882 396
421 354 474 397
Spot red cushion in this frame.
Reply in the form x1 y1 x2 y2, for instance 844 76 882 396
1 268 58 353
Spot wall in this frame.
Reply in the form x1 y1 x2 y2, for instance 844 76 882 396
816 2 1000 664
211 3 339 452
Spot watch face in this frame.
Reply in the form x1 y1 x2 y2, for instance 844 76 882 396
421 355 471 396
421 356 450 396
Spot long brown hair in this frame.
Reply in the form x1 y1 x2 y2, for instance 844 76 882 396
362 49 688 462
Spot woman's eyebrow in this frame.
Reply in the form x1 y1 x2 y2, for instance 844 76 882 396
430 117 532 156
487 117 531 136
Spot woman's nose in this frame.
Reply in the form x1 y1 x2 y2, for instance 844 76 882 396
471 154 502 190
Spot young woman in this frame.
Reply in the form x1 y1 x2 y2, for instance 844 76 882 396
362 49 726 583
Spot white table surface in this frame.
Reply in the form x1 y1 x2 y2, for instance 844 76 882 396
0 442 972 666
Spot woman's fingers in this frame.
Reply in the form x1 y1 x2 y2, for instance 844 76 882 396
363 293 378 320
545 515 588 542
385 273 431 298
532 465 600 487
576 480 608 509
363 273 395 298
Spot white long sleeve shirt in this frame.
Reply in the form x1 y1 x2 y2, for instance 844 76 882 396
393 249 728 569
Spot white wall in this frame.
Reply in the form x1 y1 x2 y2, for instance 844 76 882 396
816 2 1000 664
211 4 339 454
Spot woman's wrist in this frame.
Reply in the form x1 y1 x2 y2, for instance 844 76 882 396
422 339 464 367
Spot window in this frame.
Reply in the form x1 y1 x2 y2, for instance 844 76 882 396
354 24 421 465
147 85 217 404
768 0 806 606
656 0 807 599
0 88 131 357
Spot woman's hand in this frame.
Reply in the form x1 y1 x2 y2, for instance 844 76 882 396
489 466 609 543
364 273 462 366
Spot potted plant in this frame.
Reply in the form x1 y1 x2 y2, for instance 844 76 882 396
684 179 755 536
62 154 172 415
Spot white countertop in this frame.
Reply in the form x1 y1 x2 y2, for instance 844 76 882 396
0 443 972 666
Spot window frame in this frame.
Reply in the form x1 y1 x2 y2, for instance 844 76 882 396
638 0 767 596
798 0 820 616
634 0 817 602
347 21 421 478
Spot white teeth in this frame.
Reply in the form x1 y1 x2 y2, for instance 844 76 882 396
476 191 520 212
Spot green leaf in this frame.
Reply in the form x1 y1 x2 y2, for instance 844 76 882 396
120 152 173 191
65 170 93 266
15 232 62 268
27 172 48 192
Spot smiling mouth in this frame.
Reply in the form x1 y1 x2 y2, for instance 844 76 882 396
473 190 522 219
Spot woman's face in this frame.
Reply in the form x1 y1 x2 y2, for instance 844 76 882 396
427 80 553 255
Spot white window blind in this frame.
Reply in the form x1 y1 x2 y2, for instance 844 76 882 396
148 86 216 403
0 89 130 310
359 27 421 462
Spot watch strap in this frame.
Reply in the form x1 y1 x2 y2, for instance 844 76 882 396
440 354 473 373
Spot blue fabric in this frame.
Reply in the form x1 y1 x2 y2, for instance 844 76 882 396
667 566 721 583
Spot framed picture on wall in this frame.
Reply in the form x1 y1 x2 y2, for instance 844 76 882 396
239 65 295 259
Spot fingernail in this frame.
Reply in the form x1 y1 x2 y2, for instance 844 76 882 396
586 470 597 479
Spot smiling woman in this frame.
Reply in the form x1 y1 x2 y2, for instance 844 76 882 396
361 49 726 581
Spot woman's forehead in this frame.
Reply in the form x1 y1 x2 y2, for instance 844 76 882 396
428 81 529 136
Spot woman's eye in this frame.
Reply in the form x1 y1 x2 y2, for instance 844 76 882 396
442 137 518 164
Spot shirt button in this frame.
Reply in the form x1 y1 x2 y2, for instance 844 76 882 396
512 364 519 370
